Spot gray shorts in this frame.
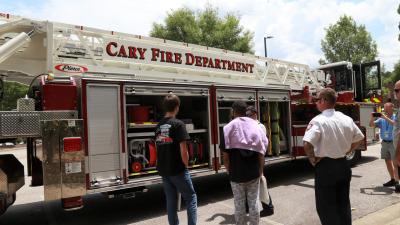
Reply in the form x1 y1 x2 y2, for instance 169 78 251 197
381 141 396 159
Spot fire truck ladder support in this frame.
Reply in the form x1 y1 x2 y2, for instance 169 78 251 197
0 29 34 64
0 14 324 92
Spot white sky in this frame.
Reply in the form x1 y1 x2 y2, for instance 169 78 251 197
2 0 400 70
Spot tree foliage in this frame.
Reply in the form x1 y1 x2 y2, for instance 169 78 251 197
0 81 28 111
398 3 400 41
320 15 378 65
380 64 393 100
390 60 400 84
150 5 254 53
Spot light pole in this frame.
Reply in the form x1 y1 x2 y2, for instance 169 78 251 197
264 36 274 57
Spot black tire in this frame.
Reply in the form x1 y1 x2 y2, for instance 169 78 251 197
11 193 16 205
0 194 7 216
346 150 361 166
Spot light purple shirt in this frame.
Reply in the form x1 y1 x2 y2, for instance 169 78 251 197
223 117 268 155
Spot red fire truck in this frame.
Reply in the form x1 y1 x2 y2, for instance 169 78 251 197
0 13 380 214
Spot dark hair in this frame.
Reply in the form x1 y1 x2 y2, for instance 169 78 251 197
232 101 247 116
246 105 257 116
318 88 337 105
163 94 180 112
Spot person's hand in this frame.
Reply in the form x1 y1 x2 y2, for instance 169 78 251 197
309 157 316 166
309 156 321 166
381 113 393 123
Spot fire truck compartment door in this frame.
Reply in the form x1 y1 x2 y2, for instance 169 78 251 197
258 91 290 102
86 84 123 186
125 84 209 96
216 89 256 101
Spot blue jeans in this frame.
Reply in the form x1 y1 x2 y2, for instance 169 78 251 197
162 169 197 225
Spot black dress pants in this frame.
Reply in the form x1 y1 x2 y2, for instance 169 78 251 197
315 157 352 225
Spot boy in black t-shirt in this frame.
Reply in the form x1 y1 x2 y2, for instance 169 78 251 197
155 94 197 225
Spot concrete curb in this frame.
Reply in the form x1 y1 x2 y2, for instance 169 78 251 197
353 202 400 225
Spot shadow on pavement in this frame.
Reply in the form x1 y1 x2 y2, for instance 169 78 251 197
360 186 394 196
0 201 46 225
355 155 379 166
206 213 236 224
1 189 168 225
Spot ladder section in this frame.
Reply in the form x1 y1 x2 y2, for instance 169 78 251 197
0 14 324 92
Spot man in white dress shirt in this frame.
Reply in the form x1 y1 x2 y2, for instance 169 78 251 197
303 88 364 225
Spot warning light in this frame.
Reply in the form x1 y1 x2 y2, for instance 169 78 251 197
63 137 82 152
46 73 55 81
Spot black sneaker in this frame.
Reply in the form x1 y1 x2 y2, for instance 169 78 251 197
383 179 396 187
395 184 400 193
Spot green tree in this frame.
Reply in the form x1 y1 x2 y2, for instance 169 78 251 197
391 60 400 83
380 64 393 100
320 15 378 65
0 81 28 111
151 8 200 44
150 5 254 53
398 4 400 41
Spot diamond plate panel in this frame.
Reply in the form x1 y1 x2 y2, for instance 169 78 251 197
0 112 40 137
0 111 78 138
17 98 35 111
40 111 78 121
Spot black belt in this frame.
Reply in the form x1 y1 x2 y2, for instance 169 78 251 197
382 140 393 143
318 157 346 161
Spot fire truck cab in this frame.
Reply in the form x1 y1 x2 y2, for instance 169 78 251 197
317 61 382 142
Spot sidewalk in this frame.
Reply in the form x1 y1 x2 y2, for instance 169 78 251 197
353 202 400 225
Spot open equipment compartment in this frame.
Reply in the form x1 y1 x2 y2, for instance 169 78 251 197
215 88 256 166
215 86 292 165
258 90 291 158
124 82 213 180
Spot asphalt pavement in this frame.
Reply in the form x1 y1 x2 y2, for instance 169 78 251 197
1 142 400 225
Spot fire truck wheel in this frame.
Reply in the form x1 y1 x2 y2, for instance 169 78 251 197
0 194 6 216
11 193 16 205
132 162 142 173
346 150 361 167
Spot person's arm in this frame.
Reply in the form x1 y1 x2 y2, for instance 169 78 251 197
303 141 319 166
176 121 190 168
219 128 230 173
381 113 395 125
258 153 265 176
302 121 321 166
180 141 189 168
346 140 363 154
347 122 366 154
223 152 230 174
